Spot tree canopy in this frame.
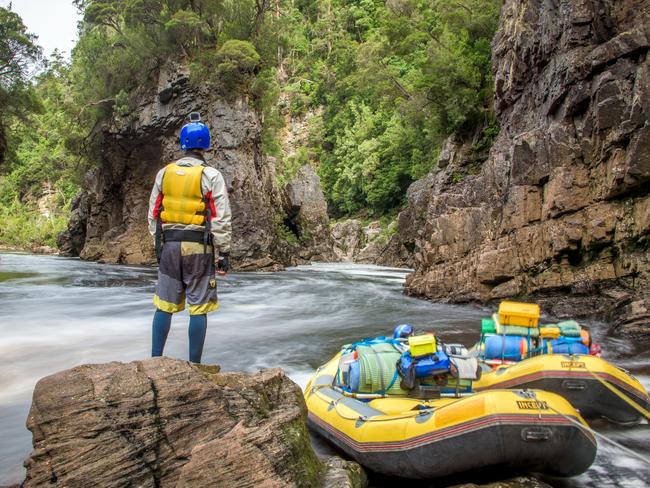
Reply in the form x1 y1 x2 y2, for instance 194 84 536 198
285 0 501 215
0 7 40 96
0 0 503 248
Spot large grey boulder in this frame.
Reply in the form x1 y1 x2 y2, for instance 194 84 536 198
283 165 335 263
23 358 362 487
331 219 365 262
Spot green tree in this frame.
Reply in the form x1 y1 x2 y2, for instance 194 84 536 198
1 52 81 205
0 6 41 165
0 9 76 249
192 39 262 92
287 0 501 216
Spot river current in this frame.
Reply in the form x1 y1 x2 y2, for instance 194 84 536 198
0 253 648 486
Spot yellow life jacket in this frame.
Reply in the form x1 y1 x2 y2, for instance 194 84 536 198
160 163 206 225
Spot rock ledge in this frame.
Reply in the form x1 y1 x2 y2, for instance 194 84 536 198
23 357 359 487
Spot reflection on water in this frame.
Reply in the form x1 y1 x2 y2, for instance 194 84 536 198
0 271 38 282
0 252 648 486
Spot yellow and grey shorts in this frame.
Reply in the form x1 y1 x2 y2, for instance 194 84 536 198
153 241 219 315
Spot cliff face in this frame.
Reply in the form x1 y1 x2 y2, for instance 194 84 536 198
397 0 650 336
57 62 332 269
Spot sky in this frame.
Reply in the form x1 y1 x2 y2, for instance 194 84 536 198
1 0 81 58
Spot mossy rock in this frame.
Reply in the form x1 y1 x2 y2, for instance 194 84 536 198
282 418 325 487
323 456 368 488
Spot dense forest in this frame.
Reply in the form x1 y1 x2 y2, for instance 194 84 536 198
0 0 500 248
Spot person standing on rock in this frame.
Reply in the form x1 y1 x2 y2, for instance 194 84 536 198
147 112 232 363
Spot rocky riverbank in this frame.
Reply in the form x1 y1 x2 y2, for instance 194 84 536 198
0 245 57 255
329 219 409 267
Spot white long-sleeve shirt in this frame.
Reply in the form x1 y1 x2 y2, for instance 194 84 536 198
147 154 232 253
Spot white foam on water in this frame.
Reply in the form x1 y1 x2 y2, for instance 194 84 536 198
287 369 316 391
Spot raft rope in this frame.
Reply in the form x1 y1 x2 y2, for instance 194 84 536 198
525 390 650 468
583 363 650 421
311 386 432 423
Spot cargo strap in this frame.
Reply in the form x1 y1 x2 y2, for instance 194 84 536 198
525 390 650 468
338 338 403 396
363 345 402 395
344 337 403 351
583 363 650 421
381 370 400 395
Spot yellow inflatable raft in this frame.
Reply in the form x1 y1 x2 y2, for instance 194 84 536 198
474 354 650 424
305 354 597 479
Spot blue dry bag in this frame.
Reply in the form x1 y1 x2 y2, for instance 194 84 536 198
397 349 451 389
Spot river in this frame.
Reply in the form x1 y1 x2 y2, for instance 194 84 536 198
0 253 648 486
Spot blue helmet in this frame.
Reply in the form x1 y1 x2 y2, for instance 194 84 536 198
180 121 210 150
393 324 414 339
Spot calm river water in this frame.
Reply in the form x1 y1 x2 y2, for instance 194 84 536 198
0 253 648 486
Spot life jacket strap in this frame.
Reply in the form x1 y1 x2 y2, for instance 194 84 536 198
163 229 213 245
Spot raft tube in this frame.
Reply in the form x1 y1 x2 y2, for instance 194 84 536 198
474 354 650 424
305 354 596 479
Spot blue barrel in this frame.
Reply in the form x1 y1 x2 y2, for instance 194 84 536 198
549 340 589 355
484 335 528 361
349 360 360 392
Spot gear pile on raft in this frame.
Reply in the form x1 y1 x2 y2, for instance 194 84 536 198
304 301 650 480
